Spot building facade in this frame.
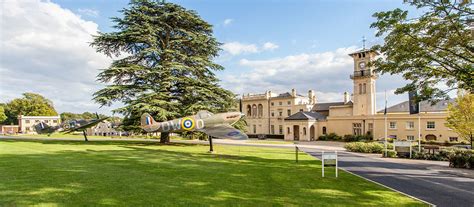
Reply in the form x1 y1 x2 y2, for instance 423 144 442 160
86 120 123 136
18 115 61 134
241 49 460 143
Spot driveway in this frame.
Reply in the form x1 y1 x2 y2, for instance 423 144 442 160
301 148 474 207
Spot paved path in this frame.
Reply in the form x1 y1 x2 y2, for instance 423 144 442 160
300 147 474 207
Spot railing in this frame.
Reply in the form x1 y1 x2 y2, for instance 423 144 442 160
350 69 374 79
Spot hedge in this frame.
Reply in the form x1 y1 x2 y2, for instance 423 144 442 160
344 142 393 153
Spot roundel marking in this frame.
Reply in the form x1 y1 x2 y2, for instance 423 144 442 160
227 131 240 136
181 117 195 131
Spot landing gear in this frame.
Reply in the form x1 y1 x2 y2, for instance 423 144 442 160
209 136 214 153
82 130 88 142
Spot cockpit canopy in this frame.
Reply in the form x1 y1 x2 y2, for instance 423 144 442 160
196 110 213 119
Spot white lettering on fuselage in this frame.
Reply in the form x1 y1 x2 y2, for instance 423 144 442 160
160 118 205 132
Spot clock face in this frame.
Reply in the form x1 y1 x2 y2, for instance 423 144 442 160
359 62 366 69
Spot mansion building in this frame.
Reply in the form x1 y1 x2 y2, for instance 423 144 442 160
241 49 460 143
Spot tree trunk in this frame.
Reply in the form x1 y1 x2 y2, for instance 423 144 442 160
160 132 170 143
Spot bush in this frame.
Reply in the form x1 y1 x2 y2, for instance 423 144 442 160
446 149 473 169
343 134 373 142
318 133 342 141
345 142 389 153
412 151 448 161
382 150 397 158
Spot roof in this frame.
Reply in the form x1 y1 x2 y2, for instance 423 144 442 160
311 101 352 111
272 92 304 99
378 99 454 113
284 111 327 121
348 48 379 56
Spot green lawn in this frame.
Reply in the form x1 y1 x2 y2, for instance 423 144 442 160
0 140 425 206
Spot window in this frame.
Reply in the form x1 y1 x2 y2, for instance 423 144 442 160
363 83 367 94
303 127 306 135
25 120 30 124
406 121 414 129
279 125 283 134
35 120 40 123
359 84 362 94
271 112 274 117
427 121 435 129
353 123 362 135
271 125 275 134
287 101 291 105
407 135 415 141
287 127 291 134
279 111 283 117
279 102 282 106
252 104 257 117
258 104 263 117
287 109 291 116
449 137 458 142
26 127 30 131
299 109 303 112
368 123 373 135
322 127 327 135
253 125 256 134
389 122 397 129
247 105 252 116
271 102 274 106
45 120 49 123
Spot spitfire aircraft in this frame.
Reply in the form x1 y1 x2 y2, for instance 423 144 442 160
141 110 247 151
35 113 109 141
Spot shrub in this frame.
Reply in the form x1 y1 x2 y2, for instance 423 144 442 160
318 133 342 141
412 151 448 161
343 134 373 142
345 142 389 153
382 150 397 158
446 149 473 169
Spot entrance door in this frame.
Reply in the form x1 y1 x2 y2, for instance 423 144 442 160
293 125 299 141
310 126 315 141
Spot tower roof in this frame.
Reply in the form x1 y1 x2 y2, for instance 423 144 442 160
348 48 379 56
284 111 327 121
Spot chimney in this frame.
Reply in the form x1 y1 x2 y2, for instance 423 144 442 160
308 90 315 104
291 88 296 97
344 92 350 104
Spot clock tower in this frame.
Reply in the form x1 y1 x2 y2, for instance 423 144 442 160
349 49 378 116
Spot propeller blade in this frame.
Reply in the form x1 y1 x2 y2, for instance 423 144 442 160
239 97 243 113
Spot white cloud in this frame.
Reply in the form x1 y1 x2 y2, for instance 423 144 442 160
0 0 116 115
221 42 259 55
77 8 99 17
221 41 279 56
223 18 233 26
262 42 279 51
220 46 411 110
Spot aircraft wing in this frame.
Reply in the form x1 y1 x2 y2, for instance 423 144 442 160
63 117 109 134
202 124 248 140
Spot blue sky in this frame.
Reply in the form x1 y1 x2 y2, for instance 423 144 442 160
0 0 425 114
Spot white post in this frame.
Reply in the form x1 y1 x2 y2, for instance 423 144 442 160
384 91 388 157
335 151 338 178
322 151 325 178
418 114 421 152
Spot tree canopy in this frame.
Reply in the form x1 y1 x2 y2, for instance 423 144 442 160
2 93 58 124
60 112 108 122
446 93 474 148
91 0 236 142
371 0 473 102
0 105 7 123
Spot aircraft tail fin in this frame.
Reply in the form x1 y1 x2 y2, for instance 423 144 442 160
141 113 157 132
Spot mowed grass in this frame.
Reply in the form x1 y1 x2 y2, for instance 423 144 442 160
0 140 426 206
